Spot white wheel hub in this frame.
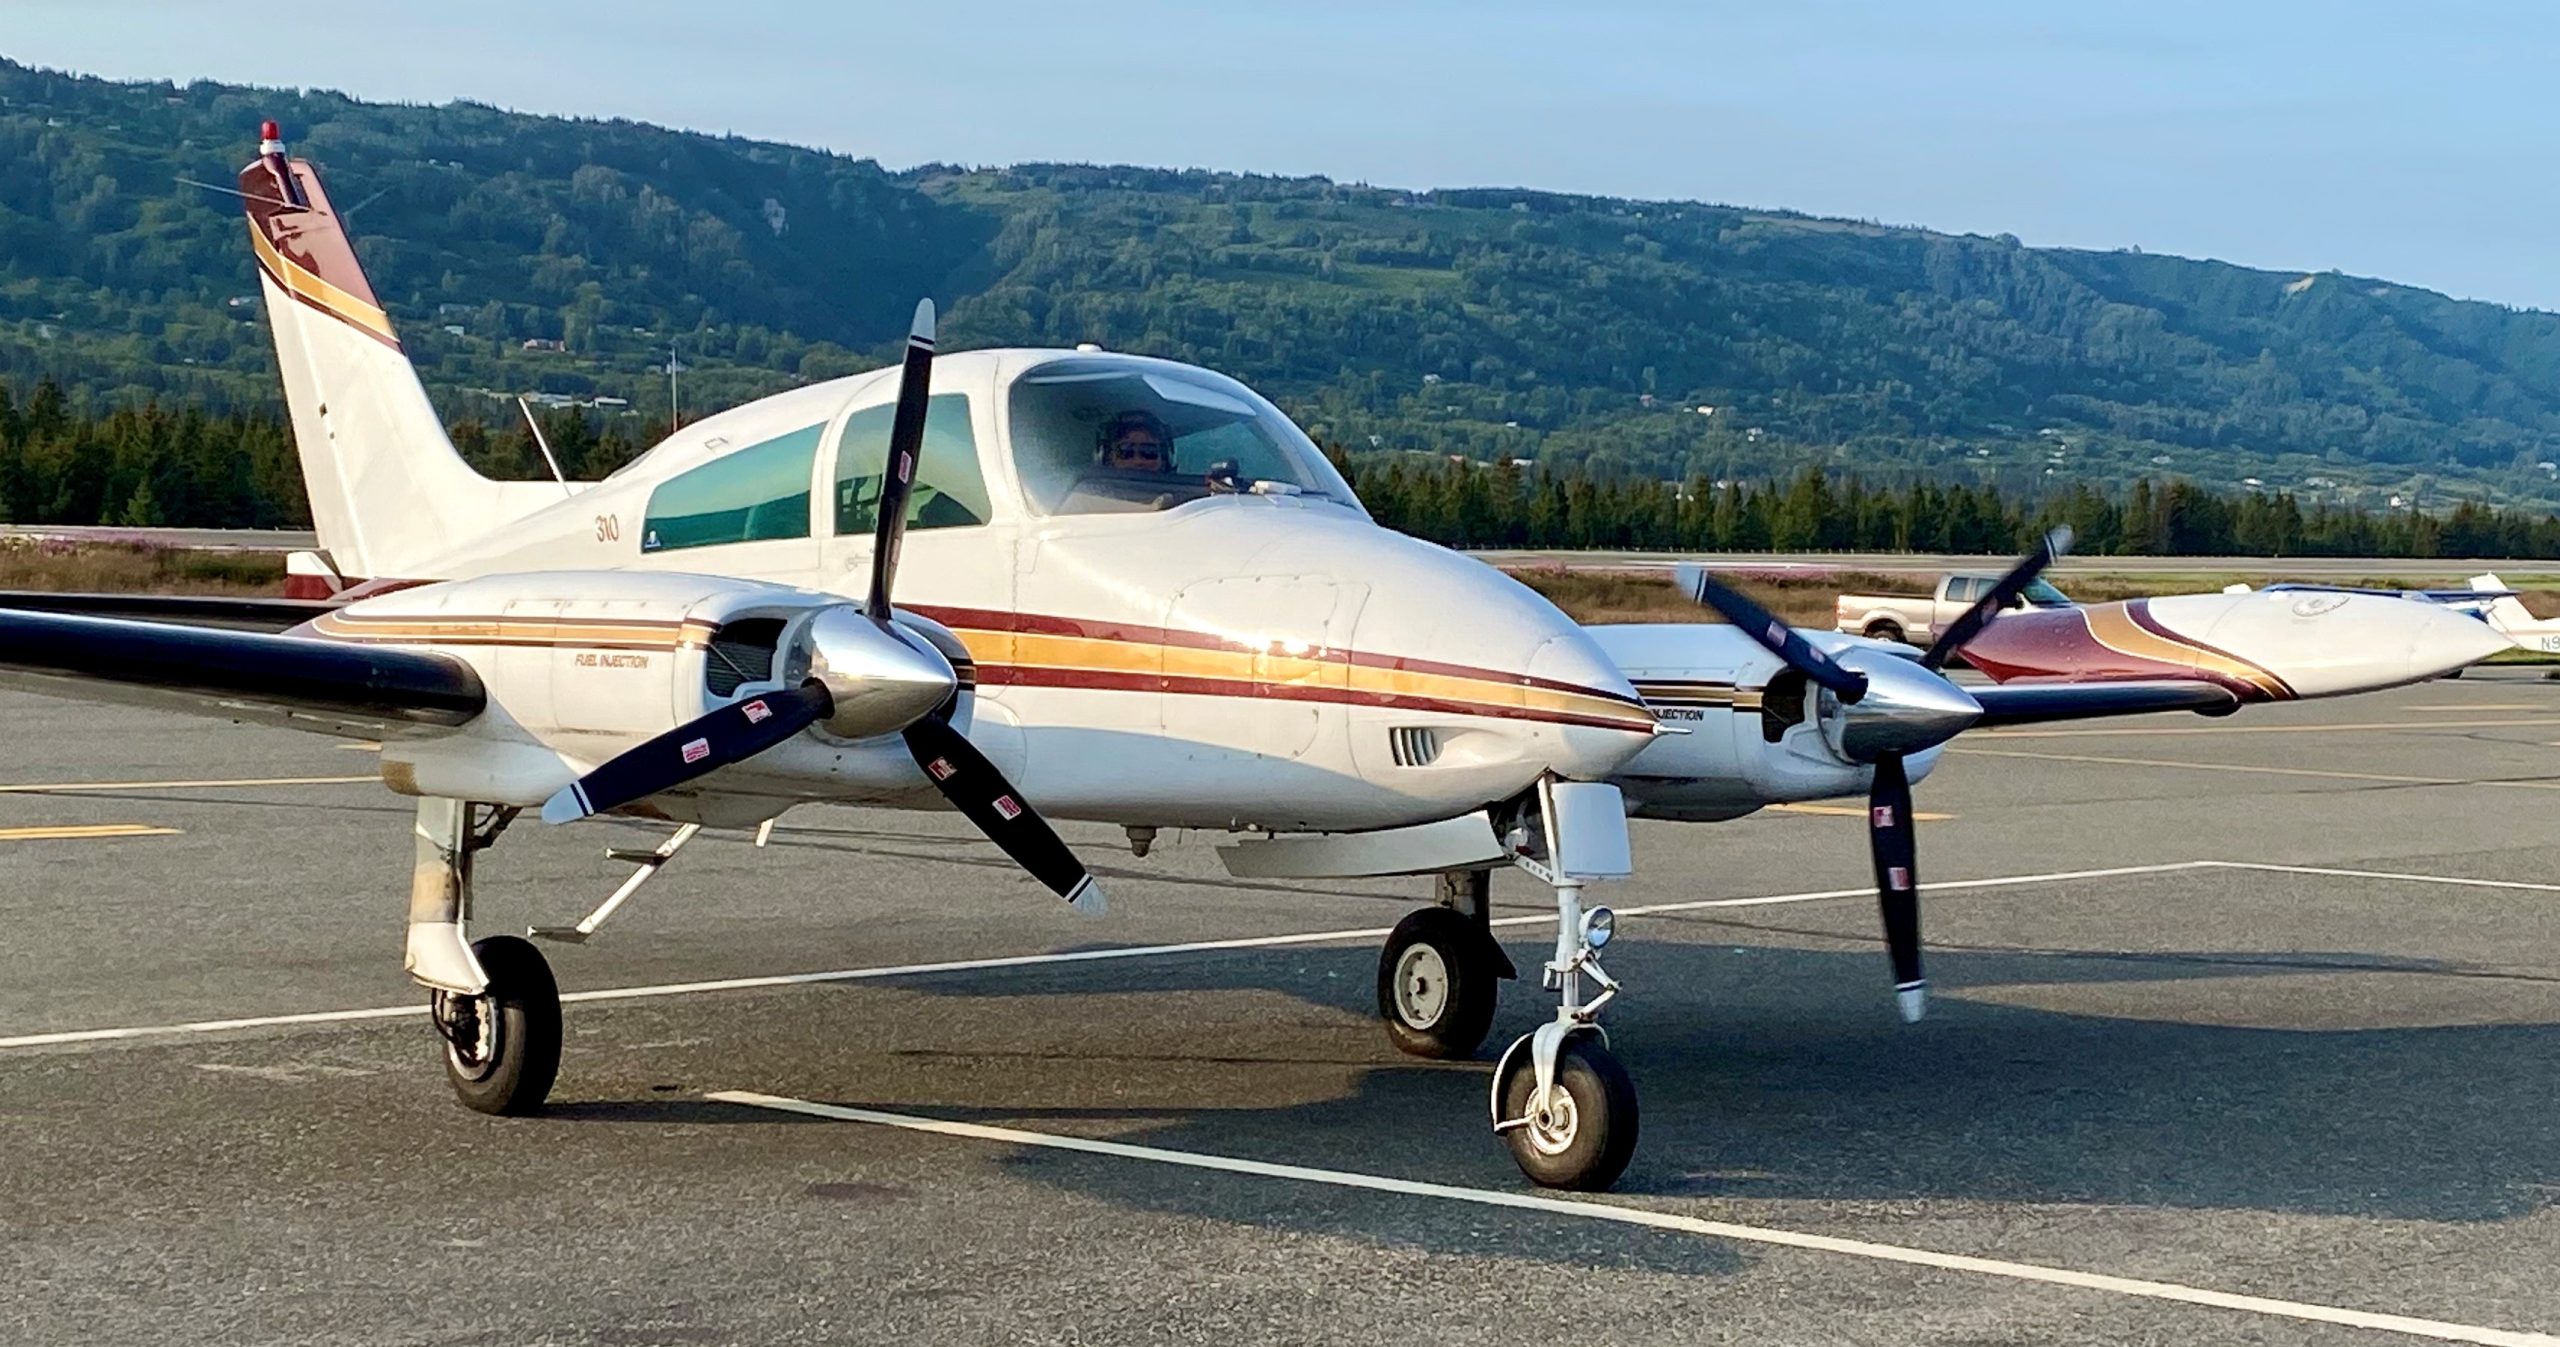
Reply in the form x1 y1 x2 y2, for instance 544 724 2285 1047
437 990 500 1080
1526 1085 1580 1156
1392 943 1451 1030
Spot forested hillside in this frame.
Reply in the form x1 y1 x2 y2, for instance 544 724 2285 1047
9 56 2560 510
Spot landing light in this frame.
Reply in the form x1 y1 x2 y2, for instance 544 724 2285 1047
1581 906 1615 950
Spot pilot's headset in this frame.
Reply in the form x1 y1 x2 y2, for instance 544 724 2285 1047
1094 409 1175 465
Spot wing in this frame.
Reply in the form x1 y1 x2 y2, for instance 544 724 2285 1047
0 591 336 632
1969 679 2239 728
0 607 482 734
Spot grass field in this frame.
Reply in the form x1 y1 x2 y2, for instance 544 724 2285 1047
0 538 284 595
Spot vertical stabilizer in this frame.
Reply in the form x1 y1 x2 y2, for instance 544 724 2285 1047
241 122 566 579
2467 573 2560 651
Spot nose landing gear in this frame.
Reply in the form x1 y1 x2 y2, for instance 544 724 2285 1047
1488 871 1635 1191
1370 781 1641 1191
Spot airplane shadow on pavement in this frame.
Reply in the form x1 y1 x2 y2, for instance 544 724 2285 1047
752 933 2560 1238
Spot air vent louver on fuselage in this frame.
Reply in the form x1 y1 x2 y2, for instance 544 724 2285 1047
705 618 785 697
1388 726 1441 767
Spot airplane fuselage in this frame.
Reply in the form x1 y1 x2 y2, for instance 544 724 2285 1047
335 351 1660 832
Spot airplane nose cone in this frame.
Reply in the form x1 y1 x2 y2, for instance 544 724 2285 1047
803 606 958 738
2406 603 2516 681
1828 653 1983 761
1526 631 1658 779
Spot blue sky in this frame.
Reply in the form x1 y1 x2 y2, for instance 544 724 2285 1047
15 1 2559 308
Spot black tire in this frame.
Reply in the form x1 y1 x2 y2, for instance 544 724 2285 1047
1376 907 1501 1060
438 935 562 1116
1864 621 1905 645
1496 1036 1640 1191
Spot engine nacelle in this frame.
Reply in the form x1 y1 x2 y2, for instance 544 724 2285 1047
311 571 984 821
1582 624 1944 821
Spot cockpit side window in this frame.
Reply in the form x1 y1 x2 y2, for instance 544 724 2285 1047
639 424 821 553
834 393 989 534
1008 358 1361 517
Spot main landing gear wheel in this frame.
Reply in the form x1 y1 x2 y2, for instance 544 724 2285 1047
1378 907 1501 1059
434 935 561 1116
1495 1036 1639 1191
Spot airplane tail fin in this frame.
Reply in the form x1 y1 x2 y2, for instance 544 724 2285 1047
2467 573 2542 636
240 122 551 580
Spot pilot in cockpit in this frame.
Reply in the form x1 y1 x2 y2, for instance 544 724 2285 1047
1094 409 1177 478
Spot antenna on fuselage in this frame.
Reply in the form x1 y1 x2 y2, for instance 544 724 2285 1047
516 395 572 496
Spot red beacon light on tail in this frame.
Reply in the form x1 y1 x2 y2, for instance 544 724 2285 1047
254 118 308 208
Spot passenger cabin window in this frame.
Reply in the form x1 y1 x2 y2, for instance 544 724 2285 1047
835 393 989 533
640 425 823 553
1008 357 1361 517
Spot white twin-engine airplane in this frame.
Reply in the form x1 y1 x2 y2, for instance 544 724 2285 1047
0 125 2512 1191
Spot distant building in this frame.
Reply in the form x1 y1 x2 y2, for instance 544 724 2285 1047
522 338 565 352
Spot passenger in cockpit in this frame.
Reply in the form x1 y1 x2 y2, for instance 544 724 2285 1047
1095 410 1177 477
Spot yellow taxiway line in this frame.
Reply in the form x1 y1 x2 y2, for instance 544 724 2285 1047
1981 716 2560 739
0 823 181 841
1770 802 1956 821
1953 745 2560 790
0 775 375 794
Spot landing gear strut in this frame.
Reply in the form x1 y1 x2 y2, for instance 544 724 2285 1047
410 798 561 1115
1486 780 1638 1191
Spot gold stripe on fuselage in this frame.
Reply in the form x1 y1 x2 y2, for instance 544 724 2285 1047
2080 606 2290 698
310 611 720 651
936 626 1658 731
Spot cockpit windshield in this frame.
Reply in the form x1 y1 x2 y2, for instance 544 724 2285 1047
1008 357 1361 517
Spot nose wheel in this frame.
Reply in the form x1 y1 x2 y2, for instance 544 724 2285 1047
1493 1033 1637 1190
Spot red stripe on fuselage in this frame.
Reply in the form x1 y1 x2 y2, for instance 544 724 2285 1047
979 664 1655 732
905 603 1644 709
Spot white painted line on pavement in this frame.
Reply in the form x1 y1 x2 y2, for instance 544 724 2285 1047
708 1090 2560 1347
2 858 2537 1053
0 862 2212 1050
2207 862 2560 895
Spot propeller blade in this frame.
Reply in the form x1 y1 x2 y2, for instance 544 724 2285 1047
1684 570 1870 703
1867 752 1926 1022
902 714 1105 914
541 683 831 824
1918 526 2074 671
866 299 936 622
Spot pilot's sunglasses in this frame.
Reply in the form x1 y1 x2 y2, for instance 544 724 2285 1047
1112 442 1166 460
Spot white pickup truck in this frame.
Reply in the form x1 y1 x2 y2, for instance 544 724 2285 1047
1833 573 2077 645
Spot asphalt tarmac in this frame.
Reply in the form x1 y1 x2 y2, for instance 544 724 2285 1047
8 673 2560 1345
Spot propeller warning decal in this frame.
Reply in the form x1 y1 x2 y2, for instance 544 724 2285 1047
681 738 710 764
742 699 771 724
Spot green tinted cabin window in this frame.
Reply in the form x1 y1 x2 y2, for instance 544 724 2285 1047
835 394 989 534
640 425 822 553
